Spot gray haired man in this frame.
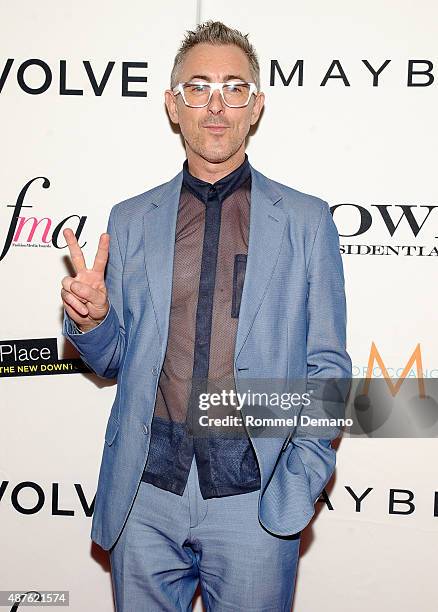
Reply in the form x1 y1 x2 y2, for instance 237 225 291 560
62 20 351 612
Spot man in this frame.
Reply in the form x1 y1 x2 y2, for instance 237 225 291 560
61 20 351 612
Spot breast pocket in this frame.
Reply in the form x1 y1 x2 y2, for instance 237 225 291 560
231 254 247 318
104 415 120 446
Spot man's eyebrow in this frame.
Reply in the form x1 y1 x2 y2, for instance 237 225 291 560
186 74 249 82
223 74 248 82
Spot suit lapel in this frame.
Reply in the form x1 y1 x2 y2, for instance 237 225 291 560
234 167 285 360
142 165 286 359
142 171 182 350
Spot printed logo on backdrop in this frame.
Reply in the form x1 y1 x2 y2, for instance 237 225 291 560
349 342 438 439
0 59 148 96
354 342 438 379
0 176 87 262
0 481 94 515
1 477 437 519
0 338 91 377
330 202 438 257
270 59 435 87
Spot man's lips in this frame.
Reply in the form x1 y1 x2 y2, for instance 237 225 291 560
203 125 229 132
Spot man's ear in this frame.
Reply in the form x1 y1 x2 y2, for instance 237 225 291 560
165 90 180 125
250 91 265 126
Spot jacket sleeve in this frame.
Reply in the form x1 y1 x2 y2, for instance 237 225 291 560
289 201 352 504
62 205 126 379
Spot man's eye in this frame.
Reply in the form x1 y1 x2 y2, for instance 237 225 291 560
190 84 208 92
225 84 243 93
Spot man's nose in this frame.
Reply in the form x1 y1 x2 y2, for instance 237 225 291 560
207 88 225 114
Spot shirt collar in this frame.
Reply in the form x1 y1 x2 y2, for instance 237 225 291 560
182 154 251 204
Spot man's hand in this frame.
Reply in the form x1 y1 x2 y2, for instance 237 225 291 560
61 228 110 333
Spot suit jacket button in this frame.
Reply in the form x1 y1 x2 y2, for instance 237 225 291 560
151 366 159 375
143 424 149 435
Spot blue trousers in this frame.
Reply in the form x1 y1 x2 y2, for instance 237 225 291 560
109 456 300 611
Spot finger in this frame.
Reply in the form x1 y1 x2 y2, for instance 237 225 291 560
70 280 107 306
63 228 87 274
61 276 88 304
92 233 110 276
63 301 85 324
61 289 89 316
61 275 73 291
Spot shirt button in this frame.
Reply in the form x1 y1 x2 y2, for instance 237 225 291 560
143 424 149 435
151 366 159 375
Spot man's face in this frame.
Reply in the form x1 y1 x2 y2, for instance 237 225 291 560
165 43 264 165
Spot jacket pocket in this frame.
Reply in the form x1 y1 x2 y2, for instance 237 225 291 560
104 415 120 446
231 254 247 318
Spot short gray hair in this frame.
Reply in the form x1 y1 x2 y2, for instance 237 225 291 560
170 20 260 90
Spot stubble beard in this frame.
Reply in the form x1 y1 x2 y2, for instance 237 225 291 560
185 131 245 165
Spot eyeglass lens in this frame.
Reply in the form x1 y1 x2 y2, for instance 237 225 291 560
182 83 251 106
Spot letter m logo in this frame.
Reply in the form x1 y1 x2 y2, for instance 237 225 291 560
363 342 425 398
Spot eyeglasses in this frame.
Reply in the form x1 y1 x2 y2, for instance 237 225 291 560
172 81 258 108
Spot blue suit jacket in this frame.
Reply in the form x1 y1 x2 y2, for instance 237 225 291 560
63 163 352 551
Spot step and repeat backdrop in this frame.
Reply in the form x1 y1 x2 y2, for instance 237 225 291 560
1 1 437 610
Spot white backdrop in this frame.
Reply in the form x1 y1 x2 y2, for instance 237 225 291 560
1 1 437 610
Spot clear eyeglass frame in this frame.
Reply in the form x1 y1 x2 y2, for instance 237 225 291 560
172 81 258 108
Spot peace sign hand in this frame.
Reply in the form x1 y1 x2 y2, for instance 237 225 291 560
61 228 110 332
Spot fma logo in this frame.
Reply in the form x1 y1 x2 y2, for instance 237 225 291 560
0 176 87 261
